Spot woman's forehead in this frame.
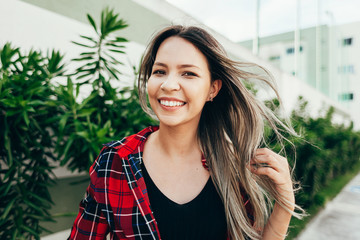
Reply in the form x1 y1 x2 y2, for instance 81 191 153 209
154 36 209 69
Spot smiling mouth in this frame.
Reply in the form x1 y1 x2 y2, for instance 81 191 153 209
159 100 186 107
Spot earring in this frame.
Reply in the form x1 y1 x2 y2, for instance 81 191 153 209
209 96 213 102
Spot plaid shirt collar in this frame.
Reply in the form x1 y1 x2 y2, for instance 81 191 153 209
105 126 161 239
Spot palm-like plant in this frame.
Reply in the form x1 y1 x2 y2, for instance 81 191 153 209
56 8 156 172
0 43 64 239
71 7 128 87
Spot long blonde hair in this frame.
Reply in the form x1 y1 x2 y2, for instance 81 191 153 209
138 25 303 240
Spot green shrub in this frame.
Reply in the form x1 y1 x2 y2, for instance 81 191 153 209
0 8 156 239
266 96 360 209
0 44 64 239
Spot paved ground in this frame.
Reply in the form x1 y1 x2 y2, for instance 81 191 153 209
41 229 112 240
41 229 70 240
297 172 360 240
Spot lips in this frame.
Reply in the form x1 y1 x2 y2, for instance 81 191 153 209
159 100 185 107
158 97 186 108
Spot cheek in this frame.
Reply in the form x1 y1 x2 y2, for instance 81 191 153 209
192 82 211 100
147 77 154 94
146 78 158 103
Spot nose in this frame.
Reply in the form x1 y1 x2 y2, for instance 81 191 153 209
160 74 180 91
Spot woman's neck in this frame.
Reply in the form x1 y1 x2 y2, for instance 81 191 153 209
151 123 201 164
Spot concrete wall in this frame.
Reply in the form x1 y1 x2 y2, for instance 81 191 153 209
20 0 170 46
0 0 147 85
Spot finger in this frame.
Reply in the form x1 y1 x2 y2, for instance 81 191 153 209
253 155 280 171
249 159 270 170
248 161 274 174
255 148 288 165
255 148 276 156
250 164 279 180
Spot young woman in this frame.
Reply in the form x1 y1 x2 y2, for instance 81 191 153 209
68 25 302 240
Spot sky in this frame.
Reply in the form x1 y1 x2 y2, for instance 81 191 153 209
166 0 360 42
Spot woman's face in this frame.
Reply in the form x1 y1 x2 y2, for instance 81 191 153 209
147 36 221 129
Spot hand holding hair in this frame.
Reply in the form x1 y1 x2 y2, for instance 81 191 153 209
249 148 295 205
249 148 295 239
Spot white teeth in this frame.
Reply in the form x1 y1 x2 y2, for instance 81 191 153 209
160 100 185 107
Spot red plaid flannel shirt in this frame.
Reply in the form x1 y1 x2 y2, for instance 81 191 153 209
68 126 253 240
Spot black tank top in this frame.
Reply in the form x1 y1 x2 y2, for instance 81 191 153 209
141 163 228 240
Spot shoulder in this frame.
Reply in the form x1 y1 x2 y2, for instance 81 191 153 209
90 126 158 175
103 126 158 157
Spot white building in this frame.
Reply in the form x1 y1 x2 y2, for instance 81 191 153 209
239 22 360 129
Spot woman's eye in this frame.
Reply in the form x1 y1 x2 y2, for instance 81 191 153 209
183 72 197 77
152 70 165 75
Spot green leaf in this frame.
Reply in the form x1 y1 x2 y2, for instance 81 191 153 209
72 56 95 61
75 73 93 81
5 109 21 117
105 65 119 80
71 41 96 48
60 137 74 164
76 82 81 97
78 92 98 109
76 131 89 139
28 100 44 106
115 37 128 42
0 198 16 220
67 77 74 95
79 51 97 56
27 214 56 222
96 125 110 139
77 108 97 117
0 181 13 197
23 199 43 213
20 225 39 237
52 212 78 218
23 111 30 126
59 114 69 132
11 229 18 240
87 14 97 32
4 133 13 166
105 42 126 48
28 191 51 205
80 35 97 43
108 49 125 54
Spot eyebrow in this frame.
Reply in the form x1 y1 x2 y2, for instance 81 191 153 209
153 62 200 69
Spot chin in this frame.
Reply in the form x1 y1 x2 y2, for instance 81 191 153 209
159 119 184 128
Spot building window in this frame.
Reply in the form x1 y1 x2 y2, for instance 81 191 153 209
286 47 294 54
269 55 280 61
349 65 354 73
286 46 303 55
338 65 355 74
342 37 353 46
339 93 354 101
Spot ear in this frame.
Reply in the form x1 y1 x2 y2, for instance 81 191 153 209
208 79 222 101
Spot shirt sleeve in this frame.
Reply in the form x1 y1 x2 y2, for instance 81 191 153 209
68 147 110 240
68 188 109 240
